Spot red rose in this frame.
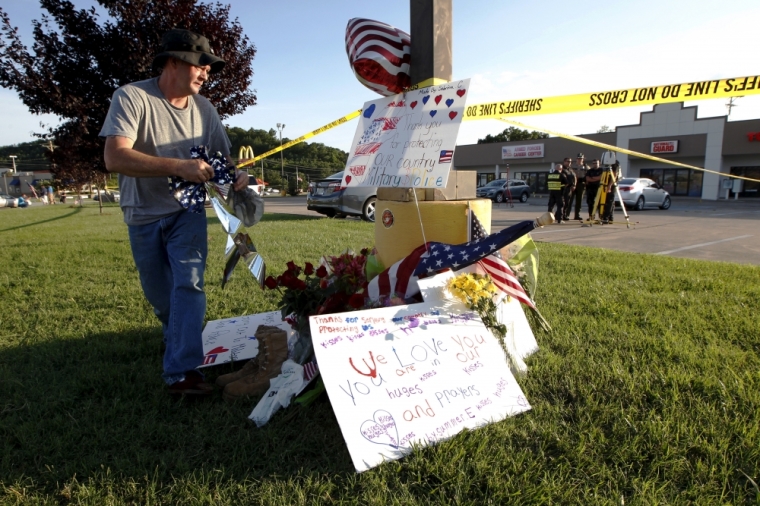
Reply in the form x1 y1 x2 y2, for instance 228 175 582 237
286 261 299 274
316 265 328 278
295 279 307 291
304 262 314 276
281 272 298 289
264 276 278 289
348 293 365 309
319 279 328 289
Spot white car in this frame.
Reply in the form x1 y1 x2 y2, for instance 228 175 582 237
615 178 671 210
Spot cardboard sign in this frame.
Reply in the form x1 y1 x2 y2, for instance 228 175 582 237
342 79 471 189
311 300 530 472
199 311 293 368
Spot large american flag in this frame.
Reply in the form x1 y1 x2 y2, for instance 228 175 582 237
366 218 538 303
346 18 411 96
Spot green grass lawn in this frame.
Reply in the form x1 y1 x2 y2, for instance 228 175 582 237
1 203 758 505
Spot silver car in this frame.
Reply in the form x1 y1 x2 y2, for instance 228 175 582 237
615 178 671 210
306 171 378 222
476 179 531 203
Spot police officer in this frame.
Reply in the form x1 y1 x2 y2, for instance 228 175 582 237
585 159 602 220
547 163 568 223
569 153 588 221
561 157 576 221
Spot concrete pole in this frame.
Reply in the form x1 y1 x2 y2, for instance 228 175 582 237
409 0 453 86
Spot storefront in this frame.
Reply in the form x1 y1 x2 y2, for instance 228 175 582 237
452 102 760 200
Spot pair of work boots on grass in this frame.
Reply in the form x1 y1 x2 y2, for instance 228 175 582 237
216 325 289 401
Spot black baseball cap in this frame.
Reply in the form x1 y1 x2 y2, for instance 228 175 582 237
152 28 225 74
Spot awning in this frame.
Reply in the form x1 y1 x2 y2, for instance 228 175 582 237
9 178 20 186
31 179 41 186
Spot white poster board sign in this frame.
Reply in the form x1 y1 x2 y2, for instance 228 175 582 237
342 79 471 189
311 300 531 472
199 311 293 368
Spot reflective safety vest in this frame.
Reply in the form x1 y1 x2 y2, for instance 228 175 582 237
547 172 563 191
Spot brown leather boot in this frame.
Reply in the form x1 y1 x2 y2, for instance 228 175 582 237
215 325 283 387
223 327 289 401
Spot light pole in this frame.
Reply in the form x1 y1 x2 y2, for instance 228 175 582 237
9 155 17 174
276 123 285 177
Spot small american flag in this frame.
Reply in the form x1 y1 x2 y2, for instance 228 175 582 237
303 360 319 382
346 18 411 96
367 219 538 302
469 212 535 309
439 150 454 164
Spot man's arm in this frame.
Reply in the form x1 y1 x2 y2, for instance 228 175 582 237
104 136 213 183
227 154 249 191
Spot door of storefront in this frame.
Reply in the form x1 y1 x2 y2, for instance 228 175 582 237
640 168 703 197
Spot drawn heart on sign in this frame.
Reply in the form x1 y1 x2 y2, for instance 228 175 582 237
434 95 442 105
430 110 437 117
456 89 466 97
410 101 418 109
345 175 352 184
360 410 400 449
445 98 454 108
363 104 376 118
422 95 430 105
449 111 458 120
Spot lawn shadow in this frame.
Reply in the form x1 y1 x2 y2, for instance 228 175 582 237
0 206 84 233
0 328 354 492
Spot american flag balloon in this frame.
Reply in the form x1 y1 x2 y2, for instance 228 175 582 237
346 18 411 96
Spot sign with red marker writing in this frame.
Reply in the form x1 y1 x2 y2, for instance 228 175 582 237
310 300 530 472
342 79 471 189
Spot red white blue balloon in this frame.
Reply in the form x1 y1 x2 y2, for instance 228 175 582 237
346 18 411 96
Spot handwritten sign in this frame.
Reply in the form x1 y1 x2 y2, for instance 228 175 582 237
199 311 293 368
342 79 471 189
311 299 530 472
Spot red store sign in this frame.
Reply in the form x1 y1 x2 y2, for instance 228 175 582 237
650 140 679 154
747 132 760 141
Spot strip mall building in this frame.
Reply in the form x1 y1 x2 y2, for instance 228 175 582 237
453 102 760 199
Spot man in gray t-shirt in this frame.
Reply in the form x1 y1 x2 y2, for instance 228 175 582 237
100 29 249 396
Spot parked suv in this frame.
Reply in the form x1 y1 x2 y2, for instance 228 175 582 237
306 171 378 222
476 179 531 203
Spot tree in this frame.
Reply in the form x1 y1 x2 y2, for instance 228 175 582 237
0 0 256 190
477 127 549 144
597 125 613 133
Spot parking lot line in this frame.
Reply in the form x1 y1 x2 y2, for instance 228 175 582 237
654 235 753 255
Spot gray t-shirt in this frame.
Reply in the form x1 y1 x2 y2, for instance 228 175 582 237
99 77 231 225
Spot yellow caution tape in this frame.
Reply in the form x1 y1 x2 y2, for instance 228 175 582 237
498 118 760 184
236 110 362 169
465 75 760 120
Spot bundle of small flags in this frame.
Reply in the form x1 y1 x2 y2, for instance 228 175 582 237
170 145 235 213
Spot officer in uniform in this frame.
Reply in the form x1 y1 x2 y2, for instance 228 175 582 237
561 157 576 221
584 159 602 220
547 163 568 223
570 153 588 221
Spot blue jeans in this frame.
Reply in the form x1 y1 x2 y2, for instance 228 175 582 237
128 211 207 385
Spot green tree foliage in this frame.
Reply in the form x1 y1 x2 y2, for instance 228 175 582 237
477 127 549 144
0 0 256 189
0 141 49 171
226 126 348 191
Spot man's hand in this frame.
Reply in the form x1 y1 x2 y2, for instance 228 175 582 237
175 158 214 183
233 169 249 191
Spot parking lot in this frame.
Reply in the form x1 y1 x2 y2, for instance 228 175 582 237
265 195 760 266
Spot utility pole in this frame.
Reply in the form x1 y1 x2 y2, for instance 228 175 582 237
726 96 741 116
9 155 17 174
276 123 285 176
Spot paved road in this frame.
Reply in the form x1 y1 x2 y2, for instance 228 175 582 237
264 195 760 266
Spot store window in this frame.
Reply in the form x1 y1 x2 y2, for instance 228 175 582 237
477 173 496 187
729 167 760 197
640 168 703 196
519 172 548 193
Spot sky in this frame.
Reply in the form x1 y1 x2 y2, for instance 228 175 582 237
2 0 759 156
